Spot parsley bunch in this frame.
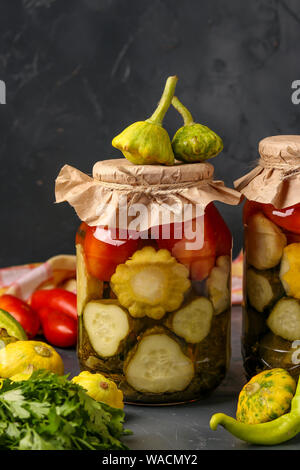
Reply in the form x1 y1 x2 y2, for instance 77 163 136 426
0 370 130 450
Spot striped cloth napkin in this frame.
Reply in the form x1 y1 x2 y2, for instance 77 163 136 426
0 255 76 301
232 250 243 305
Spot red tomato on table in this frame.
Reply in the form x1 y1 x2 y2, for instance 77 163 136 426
30 288 77 322
83 226 139 281
39 307 77 348
0 294 40 339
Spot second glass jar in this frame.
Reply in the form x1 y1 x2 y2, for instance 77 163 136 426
243 199 300 379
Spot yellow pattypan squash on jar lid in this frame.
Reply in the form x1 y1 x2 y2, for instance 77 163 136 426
0 341 64 378
112 76 177 166
72 371 124 409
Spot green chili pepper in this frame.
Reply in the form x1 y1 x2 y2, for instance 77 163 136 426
112 76 177 165
210 375 300 445
171 96 223 163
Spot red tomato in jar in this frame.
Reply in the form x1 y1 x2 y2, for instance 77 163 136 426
158 211 217 281
39 307 77 348
284 230 300 245
263 203 300 234
205 203 232 256
0 294 40 339
83 226 139 281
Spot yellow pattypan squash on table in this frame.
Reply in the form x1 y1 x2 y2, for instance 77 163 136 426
0 340 64 378
236 368 296 424
72 371 124 409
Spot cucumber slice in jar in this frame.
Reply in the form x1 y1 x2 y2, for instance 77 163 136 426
246 212 287 270
83 300 130 357
206 255 230 314
267 297 300 341
0 309 27 341
76 244 103 316
124 329 194 393
168 297 213 343
246 268 284 313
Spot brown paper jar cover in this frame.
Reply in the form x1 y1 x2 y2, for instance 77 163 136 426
234 135 300 209
55 159 241 230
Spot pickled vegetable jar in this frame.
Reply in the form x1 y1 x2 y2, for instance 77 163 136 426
235 135 300 380
56 158 241 404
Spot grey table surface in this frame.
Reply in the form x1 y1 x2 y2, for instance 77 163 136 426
58 306 300 451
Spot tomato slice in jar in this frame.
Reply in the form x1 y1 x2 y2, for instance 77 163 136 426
83 226 139 281
262 203 300 234
158 211 217 281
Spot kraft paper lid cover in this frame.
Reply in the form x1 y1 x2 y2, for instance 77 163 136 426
234 135 300 209
55 158 241 231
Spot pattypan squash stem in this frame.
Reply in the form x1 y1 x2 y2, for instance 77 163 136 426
210 376 300 445
147 76 178 126
172 96 194 126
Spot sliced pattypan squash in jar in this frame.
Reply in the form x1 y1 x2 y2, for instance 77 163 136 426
76 243 103 316
267 297 300 341
112 76 177 165
0 341 64 378
280 243 300 299
72 371 124 409
110 246 191 319
246 212 287 270
246 267 284 313
236 368 296 424
171 96 223 163
206 255 231 314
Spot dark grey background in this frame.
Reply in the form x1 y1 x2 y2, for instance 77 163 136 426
0 0 299 267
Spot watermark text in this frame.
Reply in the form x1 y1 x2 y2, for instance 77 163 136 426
0 80 6 104
291 80 300 104
95 196 205 250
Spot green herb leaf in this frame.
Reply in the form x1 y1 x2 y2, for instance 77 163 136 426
0 370 130 450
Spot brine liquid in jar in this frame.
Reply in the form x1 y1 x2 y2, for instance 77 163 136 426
242 200 300 379
76 202 232 404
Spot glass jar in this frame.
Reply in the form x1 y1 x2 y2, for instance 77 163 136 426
56 157 240 404
242 199 300 379
76 202 232 404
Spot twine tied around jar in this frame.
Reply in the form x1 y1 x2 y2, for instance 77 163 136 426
95 177 213 195
55 160 241 230
234 136 300 209
258 145 300 179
